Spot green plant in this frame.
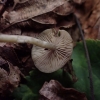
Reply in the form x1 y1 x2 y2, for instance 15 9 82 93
72 40 100 100
13 69 72 100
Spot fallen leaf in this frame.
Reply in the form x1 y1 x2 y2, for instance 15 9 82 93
73 0 86 4
53 1 73 16
0 67 9 94
8 62 21 91
0 46 21 66
3 27 21 35
1 0 67 31
39 80 87 100
72 0 100 39
0 56 7 66
32 12 57 25
0 4 5 15
13 69 72 100
0 61 21 95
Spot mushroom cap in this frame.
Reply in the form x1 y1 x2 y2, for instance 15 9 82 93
31 29 73 73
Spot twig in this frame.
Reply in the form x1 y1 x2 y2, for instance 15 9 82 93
74 14 95 100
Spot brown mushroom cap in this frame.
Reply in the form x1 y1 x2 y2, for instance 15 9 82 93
31 29 73 73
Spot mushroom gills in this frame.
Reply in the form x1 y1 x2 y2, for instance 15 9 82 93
32 29 73 73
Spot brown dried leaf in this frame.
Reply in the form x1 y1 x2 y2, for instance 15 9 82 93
94 18 100 39
3 27 21 35
0 46 21 66
0 56 7 66
53 1 73 16
39 80 87 100
1 0 67 31
82 0 100 39
73 0 93 20
32 12 56 25
8 62 21 91
12 43 35 74
0 61 21 94
0 4 4 15
73 0 86 4
0 67 9 94
12 0 28 10
73 0 100 39
0 42 33 75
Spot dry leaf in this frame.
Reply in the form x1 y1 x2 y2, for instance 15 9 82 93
0 67 9 94
0 4 4 15
72 0 100 39
0 56 7 66
0 46 21 66
32 12 56 25
8 62 21 91
0 61 21 95
53 1 73 16
82 0 100 39
0 0 75 34
1 0 67 31
73 0 86 4
3 27 21 35
39 80 87 100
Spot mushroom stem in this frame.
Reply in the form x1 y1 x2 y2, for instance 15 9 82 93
0 34 56 50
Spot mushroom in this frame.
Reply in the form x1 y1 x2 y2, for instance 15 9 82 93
0 29 73 73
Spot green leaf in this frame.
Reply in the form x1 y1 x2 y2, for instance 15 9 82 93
13 69 72 100
13 84 37 100
22 93 38 100
72 40 100 100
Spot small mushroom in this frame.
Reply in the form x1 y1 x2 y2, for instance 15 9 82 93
0 29 73 73
32 29 73 73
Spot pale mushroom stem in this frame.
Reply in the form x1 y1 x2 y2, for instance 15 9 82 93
0 34 56 50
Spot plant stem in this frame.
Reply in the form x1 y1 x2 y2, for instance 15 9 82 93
74 15 95 100
0 34 56 50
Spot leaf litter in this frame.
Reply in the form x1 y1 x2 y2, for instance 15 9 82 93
0 0 100 99
39 80 87 100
